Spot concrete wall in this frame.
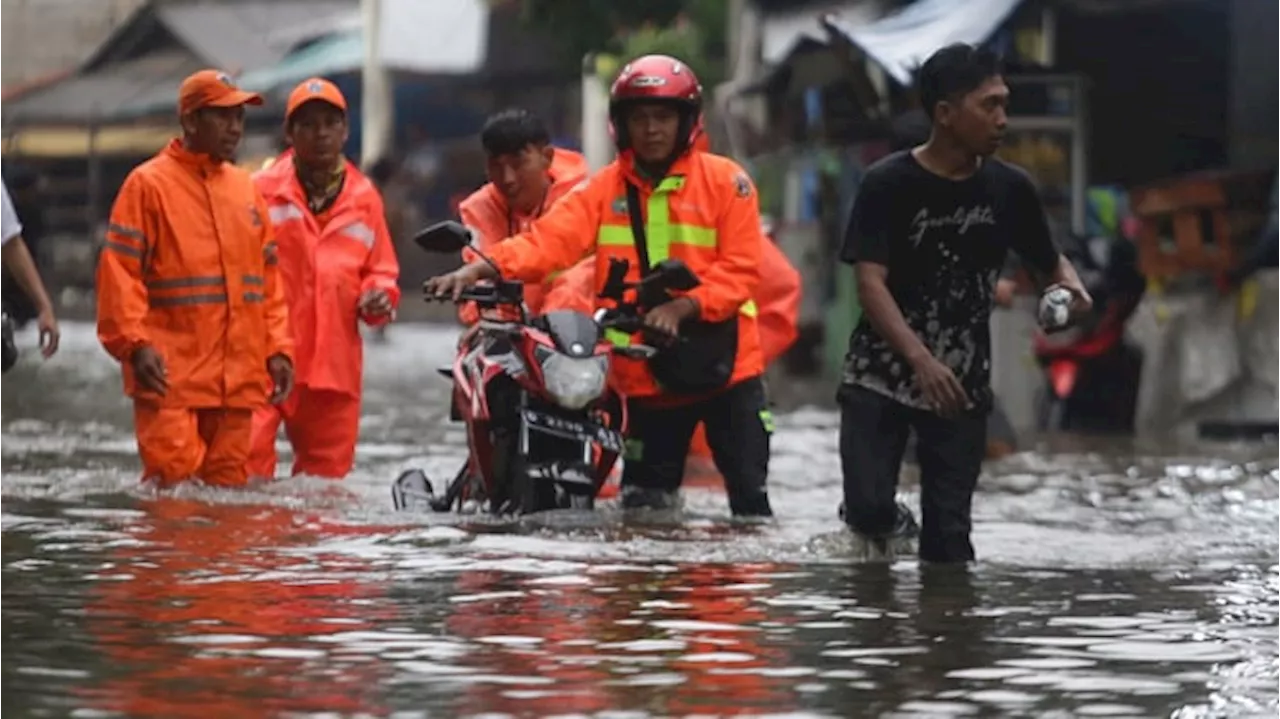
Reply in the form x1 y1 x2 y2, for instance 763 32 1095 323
0 0 144 89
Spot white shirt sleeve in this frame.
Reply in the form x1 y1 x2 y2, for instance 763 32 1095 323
1 181 22 246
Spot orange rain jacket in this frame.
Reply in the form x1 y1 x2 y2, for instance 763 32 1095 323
756 236 801 364
252 153 400 397
457 148 592 322
485 150 765 400
97 140 292 407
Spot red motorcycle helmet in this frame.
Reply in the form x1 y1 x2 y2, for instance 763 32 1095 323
608 54 704 156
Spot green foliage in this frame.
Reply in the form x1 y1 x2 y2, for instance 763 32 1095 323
512 0 728 87
617 22 723 91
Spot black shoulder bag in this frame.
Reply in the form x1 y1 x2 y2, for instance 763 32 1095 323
624 181 738 394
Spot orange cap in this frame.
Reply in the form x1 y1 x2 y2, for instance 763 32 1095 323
285 78 347 120
178 69 263 116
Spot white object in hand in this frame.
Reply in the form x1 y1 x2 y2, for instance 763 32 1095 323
1038 285 1074 329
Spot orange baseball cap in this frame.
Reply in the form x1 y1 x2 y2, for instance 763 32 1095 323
285 78 348 120
178 69 263 115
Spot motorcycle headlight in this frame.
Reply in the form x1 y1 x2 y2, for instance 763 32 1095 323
540 353 608 410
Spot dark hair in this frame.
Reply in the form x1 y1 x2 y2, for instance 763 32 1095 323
480 108 550 156
914 43 1003 122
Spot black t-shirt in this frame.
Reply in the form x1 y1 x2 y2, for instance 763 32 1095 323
839 150 1059 412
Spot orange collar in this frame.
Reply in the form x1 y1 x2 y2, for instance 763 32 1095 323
620 149 696 189
163 138 229 175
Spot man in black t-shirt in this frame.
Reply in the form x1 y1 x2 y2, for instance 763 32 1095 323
838 44 1092 563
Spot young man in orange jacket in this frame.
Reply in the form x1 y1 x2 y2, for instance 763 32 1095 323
96 70 294 488
427 55 774 517
247 78 401 480
457 109 595 322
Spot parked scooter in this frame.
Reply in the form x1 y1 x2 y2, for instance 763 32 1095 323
1033 232 1146 433
392 221 698 515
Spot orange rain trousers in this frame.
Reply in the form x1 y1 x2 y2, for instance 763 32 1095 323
247 386 362 479
133 404 255 488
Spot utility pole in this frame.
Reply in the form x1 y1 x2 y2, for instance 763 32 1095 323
360 0 393 169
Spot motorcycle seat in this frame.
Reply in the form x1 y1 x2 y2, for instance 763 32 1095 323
436 365 454 380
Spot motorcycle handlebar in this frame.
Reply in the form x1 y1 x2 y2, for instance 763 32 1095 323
598 312 682 345
424 281 525 308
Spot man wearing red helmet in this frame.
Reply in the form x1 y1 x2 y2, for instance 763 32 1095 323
426 55 773 517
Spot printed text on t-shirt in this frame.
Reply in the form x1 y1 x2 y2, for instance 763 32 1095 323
907 205 996 247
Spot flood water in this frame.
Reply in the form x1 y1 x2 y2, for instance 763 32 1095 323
2 322 1277 718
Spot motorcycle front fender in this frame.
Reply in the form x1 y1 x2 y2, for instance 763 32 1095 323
1048 359 1079 399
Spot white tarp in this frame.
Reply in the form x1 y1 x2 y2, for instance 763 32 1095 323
761 1 886 64
263 0 488 75
379 0 487 74
825 0 1025 85
1127 271 1279 437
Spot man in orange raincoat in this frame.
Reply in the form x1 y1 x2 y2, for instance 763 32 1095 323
541 137 802 490
457 108 594 322
96 69 294 488
427 55 774 517
248 78 401 479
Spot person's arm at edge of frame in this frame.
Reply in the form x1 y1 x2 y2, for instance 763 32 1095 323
2 234 59 357
1 179 59 356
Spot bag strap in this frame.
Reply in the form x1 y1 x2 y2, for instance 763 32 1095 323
624 181 651 276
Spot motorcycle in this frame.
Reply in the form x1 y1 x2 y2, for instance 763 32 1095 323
1032 231 1146 433
392 221 699 515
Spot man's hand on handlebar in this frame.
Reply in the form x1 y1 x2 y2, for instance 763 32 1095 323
644 296 699 341
423 261 497 302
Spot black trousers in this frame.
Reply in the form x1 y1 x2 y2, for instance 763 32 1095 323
838 384 986 562
622 376 773 517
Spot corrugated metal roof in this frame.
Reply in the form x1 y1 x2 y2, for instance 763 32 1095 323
156 0 354 72
7 0 495 125
2 50 202 124
119 0 490 119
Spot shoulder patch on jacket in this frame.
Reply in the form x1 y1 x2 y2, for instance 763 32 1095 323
733 172 753 198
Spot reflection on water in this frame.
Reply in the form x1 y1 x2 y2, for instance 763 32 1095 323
3 323 1278 718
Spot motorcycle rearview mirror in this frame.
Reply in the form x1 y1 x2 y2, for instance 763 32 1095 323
413 220 504 278
413 221 472 253
647 259 700 292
